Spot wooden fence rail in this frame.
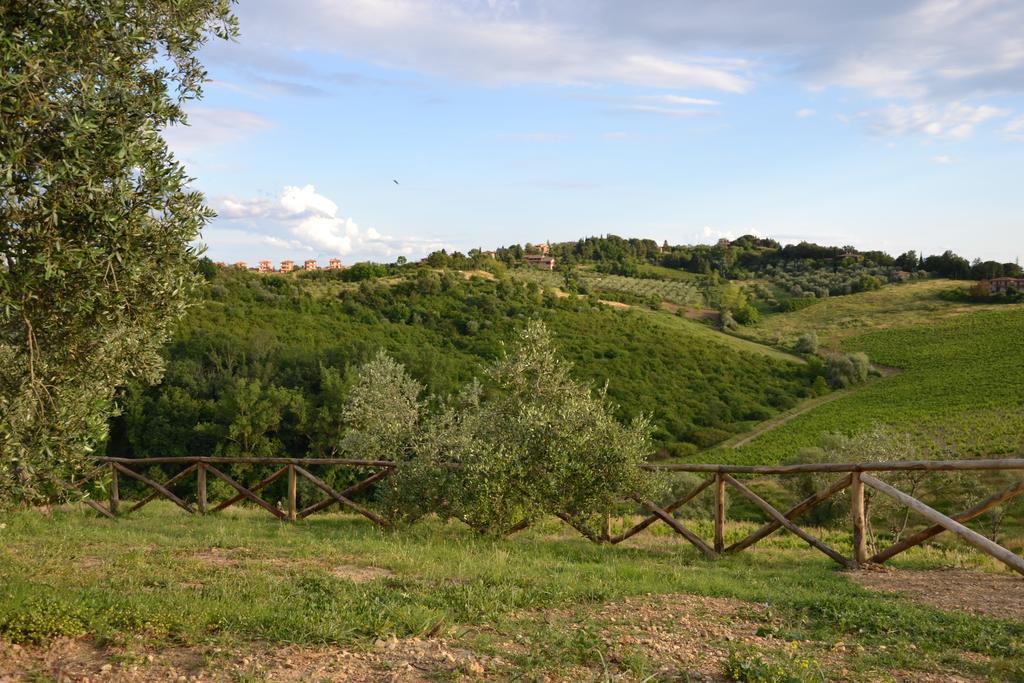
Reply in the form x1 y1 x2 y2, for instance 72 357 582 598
65 456 1024 577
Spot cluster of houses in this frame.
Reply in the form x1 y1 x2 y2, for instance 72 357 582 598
223 258 344 273
220 242 558 274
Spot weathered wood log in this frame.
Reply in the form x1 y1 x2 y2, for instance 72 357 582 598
197 464 207 515
851 471 867 567
870 479 1024 564
610 477 714 544
555 512 603 544
504 518 531 536
206 465 286 519
860 473 1024 577
714 473 726 554
297 468 392 519
722 474 853 568
212 466 288 513
127 464 199 514
293 465 388 527
83 498 116 520
113 462 194 514
109 463 119 515
644 457 1024 475
726 474 852 554
637 497 717 559
287 465 297 522
98 456 395 467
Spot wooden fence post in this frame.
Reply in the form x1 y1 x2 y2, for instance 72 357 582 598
197 463 207 514
714 472 726 554
287 464 297 522
851 471 867 567
109 462 119 516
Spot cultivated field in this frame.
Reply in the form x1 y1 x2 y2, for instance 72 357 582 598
724 306 1024 466
2 505 1023 681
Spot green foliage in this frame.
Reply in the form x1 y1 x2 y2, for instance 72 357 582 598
794 332 819 355
825 352 870 389
338 351 423 461
113 267 815 463
723 645 823 683
0 0 236 505
384 321 656 537
0 597 86 644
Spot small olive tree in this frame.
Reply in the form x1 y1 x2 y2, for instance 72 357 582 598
382 321 656 538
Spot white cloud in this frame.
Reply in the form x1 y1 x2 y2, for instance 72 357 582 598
209 184 448 260
220 0 1024 105
859 101 1009 139
659 95 720 106
164 107 273 154
795 107 816 118
1005 115 1024 140
932 154 954 164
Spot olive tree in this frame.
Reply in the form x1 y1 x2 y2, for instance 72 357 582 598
383 320 656 538
0 1 237 504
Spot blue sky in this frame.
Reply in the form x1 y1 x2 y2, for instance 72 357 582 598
169 0 1024 265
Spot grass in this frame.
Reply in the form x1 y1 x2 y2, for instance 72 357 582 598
721 306 1024 466
742 279 1010 348
2 504 1022 680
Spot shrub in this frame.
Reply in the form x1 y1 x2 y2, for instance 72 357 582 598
794 332 819 355
826 352 869 388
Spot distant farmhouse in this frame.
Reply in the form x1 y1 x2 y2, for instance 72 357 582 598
524 254 556 270
990 277 1024 294
890 270 913 282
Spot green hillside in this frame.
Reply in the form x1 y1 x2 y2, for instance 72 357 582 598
723 306 1024 464
111 267 820 459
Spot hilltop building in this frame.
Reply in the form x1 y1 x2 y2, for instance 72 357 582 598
304 259 318 271
327 258 343 270
524 254 556 270
890 270 913 282
990 277 1024 293
234 261 247 270
258 260 272 273
280 260 295 273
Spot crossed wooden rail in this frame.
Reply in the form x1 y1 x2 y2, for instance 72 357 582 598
71 456 1024 577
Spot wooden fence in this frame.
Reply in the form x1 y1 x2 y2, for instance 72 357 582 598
70 456 1024 577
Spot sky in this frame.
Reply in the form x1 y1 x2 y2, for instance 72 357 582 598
170 0 1024 266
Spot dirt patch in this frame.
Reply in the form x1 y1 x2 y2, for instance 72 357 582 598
0 637 501 683
329 563 395 583
848 568 1024 622
192 547 246 567
598 299 631 309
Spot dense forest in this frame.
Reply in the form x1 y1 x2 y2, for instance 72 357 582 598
108 264 824 462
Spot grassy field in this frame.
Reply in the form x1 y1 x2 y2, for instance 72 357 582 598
2 505 1023 681
721 305 1024 466
741 279 1010 348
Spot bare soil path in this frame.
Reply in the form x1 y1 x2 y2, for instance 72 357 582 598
847 568 1024 622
